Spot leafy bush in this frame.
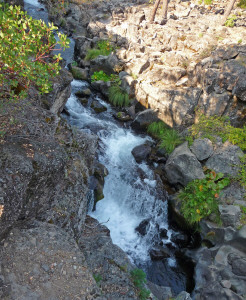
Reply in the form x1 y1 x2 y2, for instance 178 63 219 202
147 121 183 154
108 85 130 107
0 4 69 100
130 268 150 300
225 15 237 27
85 40 114 60
188 113 246 150
238 0 246 9
204 0 212 5
179 170 230 225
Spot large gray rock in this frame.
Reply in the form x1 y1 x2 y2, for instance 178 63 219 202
0 222 102 300
90 54 123 75
70 66 89 80
164 142 205 186
219 205 241 228
131 143 152 163
205 141 244 177
233 74 246 102
131 109 159 130
190 138 214 161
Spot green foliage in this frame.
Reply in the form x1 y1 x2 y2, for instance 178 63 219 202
238 39 243 44
238 0 246 9
147 121 183 154
159 129 183 154
147 121 168 138
93 273 102 284
237 155 246 190
108 85 130 107
179 170 230 225
188 114 246 150
130 268 150 300
225 15 237 27
239 205 246 227
91 71 111 82
85 40 114 60
0 4 69 100
204 0 212 5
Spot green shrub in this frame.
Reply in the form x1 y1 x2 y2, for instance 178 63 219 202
93 273 102 284
130 268 150 300
179 170 230 225
0 4 69 100
85 40 114 60
238 0 246 9
108 85 130 107
187 113 246 150
225 15 237 27
204 0 212 5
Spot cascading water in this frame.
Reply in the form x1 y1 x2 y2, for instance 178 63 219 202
24 0 195 295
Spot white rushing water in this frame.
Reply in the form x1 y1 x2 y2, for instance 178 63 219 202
66 81 168 264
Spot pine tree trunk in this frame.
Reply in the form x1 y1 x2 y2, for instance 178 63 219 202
150 0 161 23
222 0 237 25
162 0 169 20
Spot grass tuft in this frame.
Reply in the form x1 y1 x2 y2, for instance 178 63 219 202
108 85 130 107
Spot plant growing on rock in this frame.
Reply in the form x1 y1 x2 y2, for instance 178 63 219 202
85 40 114 60
238 0 246 8
225 14 237 27
0 4 69 101
91 71 111 82
179 170 230 225
130 268 150 300
187 113 246 150
108 85 130 107
147 121 183 154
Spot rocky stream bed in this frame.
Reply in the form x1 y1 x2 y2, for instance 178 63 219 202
1 0 246 299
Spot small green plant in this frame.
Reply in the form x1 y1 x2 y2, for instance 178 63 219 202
147 121 168 138
187 113 246 151
91 71 111 82
239 205 246 227
238 0 246 9
71 61 78 67
159 129 183 154
130 268 150 300
108 85 130 107
204 0 212 5
237 154 246 190
147 122 183 154
179 170 230 225
85 40 114 60
225 15 237 27
238 39 243 44
198 33 203 38
93 273 102 284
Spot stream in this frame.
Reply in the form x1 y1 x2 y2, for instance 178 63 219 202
24 0 195 296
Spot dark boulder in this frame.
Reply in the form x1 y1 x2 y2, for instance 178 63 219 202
131 143 152 163
135 218 151 236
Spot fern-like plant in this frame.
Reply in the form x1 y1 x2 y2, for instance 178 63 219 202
147 121 168 138
108 85 130 107
159 129 183 154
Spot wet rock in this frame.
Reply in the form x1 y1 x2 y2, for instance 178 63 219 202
160 228 168 239
147 281 173 300
131 109 159 131
91 80 111 97
78 98 89 106
190 138 213 161
205 141 244 177
171 233 189 248
70 66 89 80
231 258 246 276
114 111 132 122
135 218 150 236
131 143 152 163
149 247 171 260
164 142 205 186
75 88 92 97
91 100 107 113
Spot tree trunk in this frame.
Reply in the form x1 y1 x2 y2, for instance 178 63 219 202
150 0 161 23
162 0 169 20
222 0 237 25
